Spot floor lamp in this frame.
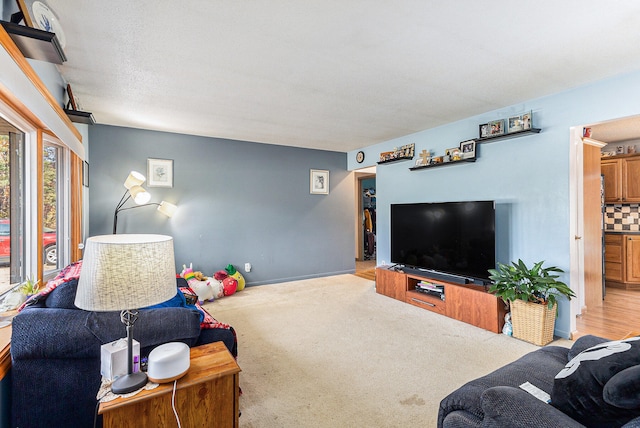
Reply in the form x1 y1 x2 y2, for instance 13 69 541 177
74 234 177 394
113 171 177 233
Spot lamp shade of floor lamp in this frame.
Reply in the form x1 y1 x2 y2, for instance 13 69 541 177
75 234 177 394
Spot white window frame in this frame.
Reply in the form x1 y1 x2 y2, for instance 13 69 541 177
42 134 70 282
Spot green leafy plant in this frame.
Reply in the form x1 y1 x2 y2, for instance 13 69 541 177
19 277 40 296
488 259 576 309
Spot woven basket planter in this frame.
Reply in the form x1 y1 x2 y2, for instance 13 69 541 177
510 299 556 346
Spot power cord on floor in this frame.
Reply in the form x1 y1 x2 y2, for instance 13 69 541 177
172 379 182 428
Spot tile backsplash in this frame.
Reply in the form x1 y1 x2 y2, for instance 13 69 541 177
605 204 640 231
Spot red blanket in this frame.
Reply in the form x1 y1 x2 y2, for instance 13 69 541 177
18 261 229 330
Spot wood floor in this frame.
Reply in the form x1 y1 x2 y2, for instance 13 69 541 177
575 287 640 340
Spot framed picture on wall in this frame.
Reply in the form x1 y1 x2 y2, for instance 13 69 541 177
83 161 89 187
147 158 173 188
310 169 329 195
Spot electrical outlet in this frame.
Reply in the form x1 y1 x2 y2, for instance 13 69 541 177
244 263 251 272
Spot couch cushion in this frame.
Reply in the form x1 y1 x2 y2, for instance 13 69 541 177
604 365 640 409
438 345 569 427
551 336 640 426
45 278 79 309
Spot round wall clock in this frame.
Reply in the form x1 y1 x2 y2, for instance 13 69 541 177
356 151 365 163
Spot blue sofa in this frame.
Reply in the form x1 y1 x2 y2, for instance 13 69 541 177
438 335 640 427
10 277 236 428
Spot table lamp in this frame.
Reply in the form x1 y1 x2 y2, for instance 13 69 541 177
75 234 177 394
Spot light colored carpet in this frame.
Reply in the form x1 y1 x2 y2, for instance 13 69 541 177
205 274 573 427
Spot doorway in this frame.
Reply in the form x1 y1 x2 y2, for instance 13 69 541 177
574 114 640 339
355 168 376 274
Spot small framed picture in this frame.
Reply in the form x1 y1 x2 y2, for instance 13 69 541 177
445 147 461 161
82 161 89 187
479 123 489 138
508 115 523 133
310 169 329 195
16 0 35 27
414 158 424 167
488 119 505 136
147 158 174 188
522 111 532 130
460 140 476 159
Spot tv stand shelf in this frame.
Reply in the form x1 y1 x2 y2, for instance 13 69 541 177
376 267 507 333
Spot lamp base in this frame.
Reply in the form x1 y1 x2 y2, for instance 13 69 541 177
111 371 148 394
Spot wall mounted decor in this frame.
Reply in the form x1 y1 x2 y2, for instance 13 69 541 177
488 119 505 136
460 140 476 159
377 143 415 164
147 158 173 188
83 161 89 187
310 169 329 194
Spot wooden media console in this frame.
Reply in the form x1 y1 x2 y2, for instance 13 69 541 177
376 266 507 333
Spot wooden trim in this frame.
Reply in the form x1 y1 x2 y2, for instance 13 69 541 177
36 129 43 282
71 152 83 261
0 323 11 380
0 25 82 144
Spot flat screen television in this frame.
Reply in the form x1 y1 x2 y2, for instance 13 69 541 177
391 201 496 284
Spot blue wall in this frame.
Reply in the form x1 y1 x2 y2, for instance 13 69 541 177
88 125 355 285
349 70 640 339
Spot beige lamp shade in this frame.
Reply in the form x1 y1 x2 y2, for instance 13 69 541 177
123 171 146 189
129 185 151 205
157 201 177 217
75 234 177 311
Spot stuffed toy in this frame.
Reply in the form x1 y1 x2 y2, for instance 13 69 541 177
208 276 225 299
180 263 215 304
214 270 238 296
225 264 246 291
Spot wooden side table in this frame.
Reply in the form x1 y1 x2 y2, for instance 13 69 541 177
99 341 241 428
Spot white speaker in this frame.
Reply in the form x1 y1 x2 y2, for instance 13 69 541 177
147 342 190 383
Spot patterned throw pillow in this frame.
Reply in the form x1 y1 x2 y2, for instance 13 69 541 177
551 337 640 426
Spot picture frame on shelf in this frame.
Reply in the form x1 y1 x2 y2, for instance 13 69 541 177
460 140 476 159
147 158 173 188
522 111 532 130
446 147 461 161
16 0 35 27
479 123 489 138
508 115 523 133
488 119 505 136
414 158 424 167
310 169 329 194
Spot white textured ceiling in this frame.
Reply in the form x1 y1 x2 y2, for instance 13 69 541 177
43 1 640 152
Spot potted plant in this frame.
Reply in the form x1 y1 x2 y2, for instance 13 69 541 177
20 277 40 298
488 259 575 346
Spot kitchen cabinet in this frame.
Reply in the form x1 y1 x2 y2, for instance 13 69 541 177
605 233 640 289
604 233 623 283
601 154 640 203
626 235 640 283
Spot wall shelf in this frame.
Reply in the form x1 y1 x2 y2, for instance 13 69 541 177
377 156 414 165
477 128 541 143
409 157 476 171
0 20 66 64
64 109 95 125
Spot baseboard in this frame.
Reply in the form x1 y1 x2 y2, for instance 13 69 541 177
245 269 355 287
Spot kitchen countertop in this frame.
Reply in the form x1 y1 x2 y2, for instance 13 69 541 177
605 230 640 235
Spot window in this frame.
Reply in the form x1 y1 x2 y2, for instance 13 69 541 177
42 136 70 282
0 117 25 295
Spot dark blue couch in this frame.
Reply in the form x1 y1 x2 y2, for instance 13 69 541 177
10 278 236 428
438 335 640 427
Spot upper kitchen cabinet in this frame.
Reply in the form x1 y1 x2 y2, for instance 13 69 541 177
601 154 640 203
